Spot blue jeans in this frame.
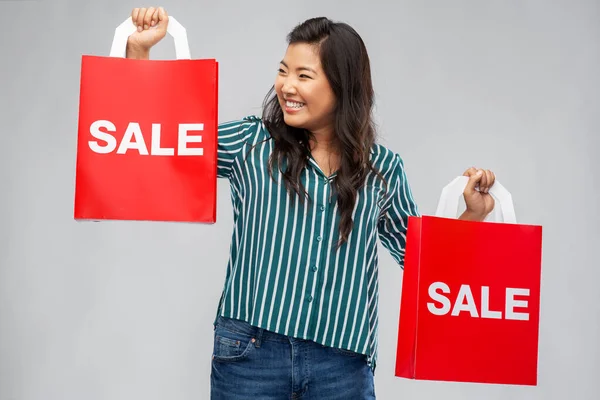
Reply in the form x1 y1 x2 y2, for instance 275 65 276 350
210 316 376 399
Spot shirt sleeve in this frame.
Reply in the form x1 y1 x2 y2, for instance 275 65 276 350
217 116 263 180
377 154 420 268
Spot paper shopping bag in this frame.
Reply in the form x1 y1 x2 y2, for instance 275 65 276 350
74 16 219 223
395 177 543 385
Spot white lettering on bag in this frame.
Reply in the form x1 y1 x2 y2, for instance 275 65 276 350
426 282 530 321
88 120 204 156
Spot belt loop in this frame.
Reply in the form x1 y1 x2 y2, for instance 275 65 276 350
254 327 264 348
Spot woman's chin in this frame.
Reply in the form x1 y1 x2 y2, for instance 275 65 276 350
283 114 305 129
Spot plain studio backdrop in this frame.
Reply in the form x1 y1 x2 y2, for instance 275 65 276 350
1 0 598 399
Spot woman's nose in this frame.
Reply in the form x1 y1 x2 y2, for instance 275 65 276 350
281 80 297 95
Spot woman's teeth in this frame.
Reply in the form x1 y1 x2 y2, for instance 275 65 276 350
286 101 305 109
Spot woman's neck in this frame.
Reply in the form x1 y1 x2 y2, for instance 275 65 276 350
309 126 339 154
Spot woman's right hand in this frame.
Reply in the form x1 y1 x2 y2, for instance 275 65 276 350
126 6 169 59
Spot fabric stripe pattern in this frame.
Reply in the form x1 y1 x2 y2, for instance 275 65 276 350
215 115 420 370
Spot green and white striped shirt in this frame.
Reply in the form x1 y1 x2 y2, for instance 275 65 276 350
215 115 420 370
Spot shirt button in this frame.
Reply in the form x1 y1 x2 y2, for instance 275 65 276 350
306 295 313 302
316 236 322 242
320 205 325 211
312 266 318 272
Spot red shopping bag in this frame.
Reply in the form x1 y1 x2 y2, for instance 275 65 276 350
395 177 543 386
74 16 218 223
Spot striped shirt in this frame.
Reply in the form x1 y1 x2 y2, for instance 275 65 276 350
215 115 420 370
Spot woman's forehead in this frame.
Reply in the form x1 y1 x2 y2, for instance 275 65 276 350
282 43 322 68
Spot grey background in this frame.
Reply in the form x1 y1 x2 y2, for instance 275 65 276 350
1 0 598 399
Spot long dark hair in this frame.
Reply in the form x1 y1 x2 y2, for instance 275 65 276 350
262 17 384 246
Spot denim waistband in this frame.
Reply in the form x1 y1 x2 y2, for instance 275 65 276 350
215 315 292 346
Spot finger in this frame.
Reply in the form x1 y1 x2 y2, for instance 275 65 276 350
462 166 477 177
464 169 483 195
484 170 494 193
151 7 159 26
159 6 168 18
132 8 141 31
143 7 155 30
479 169 488 192
136 8 147 29
157 6 168 25
156 7 169 31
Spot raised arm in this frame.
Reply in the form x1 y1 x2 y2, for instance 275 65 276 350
377 154 420 268
125 7 169 60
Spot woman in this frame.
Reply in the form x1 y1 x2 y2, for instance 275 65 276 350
126 7 496 399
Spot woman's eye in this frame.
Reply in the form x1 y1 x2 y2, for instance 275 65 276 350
299 74 312 79
278 68 286 73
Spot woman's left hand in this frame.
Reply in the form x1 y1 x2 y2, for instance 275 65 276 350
460 167 496 221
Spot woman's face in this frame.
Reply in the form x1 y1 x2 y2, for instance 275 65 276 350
275 43 336 136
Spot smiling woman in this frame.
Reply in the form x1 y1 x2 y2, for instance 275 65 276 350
276 45 336 137
124 6 498 400
263 18 379 246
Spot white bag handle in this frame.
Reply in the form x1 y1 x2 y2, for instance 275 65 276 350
109 16 191 59
434 176 517 223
